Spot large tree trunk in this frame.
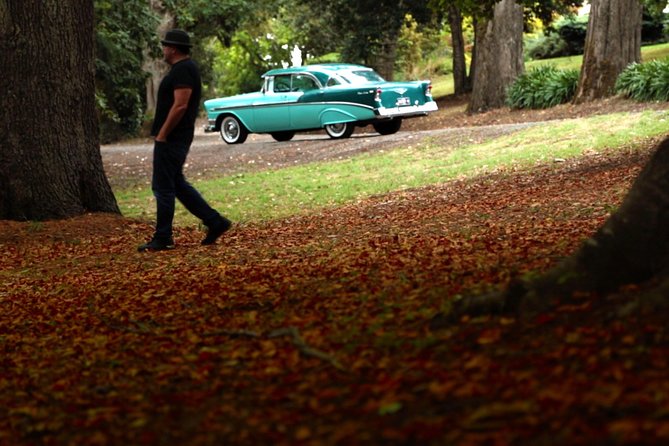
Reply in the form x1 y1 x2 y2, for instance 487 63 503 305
0 1 119 220
573 0 642 103
448 4 471 95
468 0 524 113
449 135 669 320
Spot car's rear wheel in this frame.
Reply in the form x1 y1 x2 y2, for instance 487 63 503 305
220 115 248 144
270 131 295 142
373 119 402 135
324 122 354 139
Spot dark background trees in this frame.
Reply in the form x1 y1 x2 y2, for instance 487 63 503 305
293 0 435 80
95 0 160 143
94 0 665 141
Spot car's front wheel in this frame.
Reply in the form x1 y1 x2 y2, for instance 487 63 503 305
373 119 402 135
270 131 295 142
324 122 354 139
220 115 248 144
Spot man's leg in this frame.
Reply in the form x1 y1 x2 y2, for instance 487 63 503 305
140 141 185 250
175 174 231 245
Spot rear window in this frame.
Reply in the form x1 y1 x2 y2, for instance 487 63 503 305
339 70 385 84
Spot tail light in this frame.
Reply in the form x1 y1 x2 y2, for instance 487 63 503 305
375 88 382 102
426 83 433 97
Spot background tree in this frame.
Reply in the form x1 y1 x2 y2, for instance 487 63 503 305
95 0 160 143
430 0 582 107
443 2 475 95
0 0 119 220
468 0 525 112
93 0 262 141
294 0 434 80
573 0 643 103
152 0 309 103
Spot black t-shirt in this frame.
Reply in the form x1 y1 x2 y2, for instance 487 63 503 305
151 58 202 143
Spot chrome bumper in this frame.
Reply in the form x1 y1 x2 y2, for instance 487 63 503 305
203 119 217 133
377 101 438 117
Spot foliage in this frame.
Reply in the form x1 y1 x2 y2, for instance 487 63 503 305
641 9 668 43
161 0 253 46
527 10 668 62
506 65 579 109
94 0 159 143
525 14 588 60
292 0 434 76
395 14 451 80
207 38 262 97
615 59 669 101
429 0 583 25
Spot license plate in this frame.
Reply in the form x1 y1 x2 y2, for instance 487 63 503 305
396 97 410 106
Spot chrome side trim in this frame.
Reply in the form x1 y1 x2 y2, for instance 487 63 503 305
210 101 377 112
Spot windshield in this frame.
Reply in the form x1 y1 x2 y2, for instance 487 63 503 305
338 70 385 84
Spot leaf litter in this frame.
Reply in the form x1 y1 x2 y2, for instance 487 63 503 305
2 137 669 445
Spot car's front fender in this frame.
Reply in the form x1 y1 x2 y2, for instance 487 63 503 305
211 110 254 133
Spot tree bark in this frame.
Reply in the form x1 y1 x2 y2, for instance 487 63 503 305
468 0 524 113
374 33 400 81
0 0 119 220
448 4 471 95
144 0 174 116
573 0 642 103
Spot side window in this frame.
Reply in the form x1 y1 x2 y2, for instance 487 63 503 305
273 75 291 93
292 74 319 92
326 77 341 87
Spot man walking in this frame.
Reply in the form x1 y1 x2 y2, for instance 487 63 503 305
139 29 231 252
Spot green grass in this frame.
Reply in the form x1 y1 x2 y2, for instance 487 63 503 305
430 42 669 99
117 110 669 224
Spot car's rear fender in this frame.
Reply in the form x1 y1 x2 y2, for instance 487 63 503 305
376 81 433 108
319 105 375 126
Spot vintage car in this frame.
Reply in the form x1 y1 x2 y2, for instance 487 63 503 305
203 63 438 144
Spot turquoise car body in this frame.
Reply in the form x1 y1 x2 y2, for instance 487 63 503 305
203 63 438 144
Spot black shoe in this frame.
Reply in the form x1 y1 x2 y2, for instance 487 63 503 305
201 216 232 245
138 238 175 252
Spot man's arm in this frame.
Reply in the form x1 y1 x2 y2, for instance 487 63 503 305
155 87 192 142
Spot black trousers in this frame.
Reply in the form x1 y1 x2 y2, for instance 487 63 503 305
151 139 219 241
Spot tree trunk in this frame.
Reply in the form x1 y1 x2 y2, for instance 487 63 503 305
0 1 119 220
573 0 642 103
448 4 471 95
374 34 400 81
144 0 174 116
449 135 669 320
468 0 524 113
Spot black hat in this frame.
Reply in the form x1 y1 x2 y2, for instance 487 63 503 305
161 29 192 48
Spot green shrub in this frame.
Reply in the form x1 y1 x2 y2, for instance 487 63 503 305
506 65 579 109
525 15 588 60
615 59 669 101
526 33 570 60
